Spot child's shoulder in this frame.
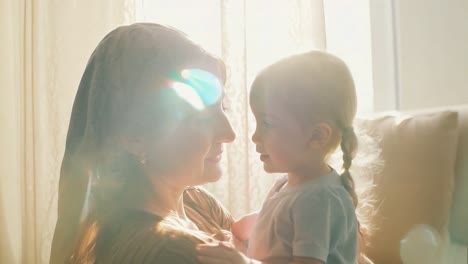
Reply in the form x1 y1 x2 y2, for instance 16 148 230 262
293 178 352 210
266 175 288 195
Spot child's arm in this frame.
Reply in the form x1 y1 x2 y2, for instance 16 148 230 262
231 211 259 241
231 176 287 242
290 190 354 264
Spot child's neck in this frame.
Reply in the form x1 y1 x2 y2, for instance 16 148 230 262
286 162 331 189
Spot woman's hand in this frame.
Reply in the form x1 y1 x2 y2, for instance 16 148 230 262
197 242 259 264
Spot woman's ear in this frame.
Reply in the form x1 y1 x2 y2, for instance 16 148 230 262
308 122 333 148
120 135 146 158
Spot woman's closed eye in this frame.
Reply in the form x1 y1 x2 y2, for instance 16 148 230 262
194 113 214 125
193 105 226 125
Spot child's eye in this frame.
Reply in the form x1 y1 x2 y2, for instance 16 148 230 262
262 120 273 128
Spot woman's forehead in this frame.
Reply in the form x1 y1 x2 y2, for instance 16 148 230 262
184 59 226 84
165 68 224 110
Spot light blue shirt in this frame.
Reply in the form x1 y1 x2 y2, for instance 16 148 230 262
247 170 358 264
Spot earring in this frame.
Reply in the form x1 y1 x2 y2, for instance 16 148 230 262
140 153 147 165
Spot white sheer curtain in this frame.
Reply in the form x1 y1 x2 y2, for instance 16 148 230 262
0 0 372 262
0 1 134 263
137 0 373 218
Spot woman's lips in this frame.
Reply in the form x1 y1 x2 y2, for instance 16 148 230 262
260 154 269 162
206 153 222 163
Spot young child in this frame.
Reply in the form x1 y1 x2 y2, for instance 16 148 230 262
197 51 365 264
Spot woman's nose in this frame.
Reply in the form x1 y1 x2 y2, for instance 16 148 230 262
216 113 236 143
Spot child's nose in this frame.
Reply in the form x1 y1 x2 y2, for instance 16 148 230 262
251 129 260 144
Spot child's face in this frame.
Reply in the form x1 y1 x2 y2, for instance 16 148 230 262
250 90 312 173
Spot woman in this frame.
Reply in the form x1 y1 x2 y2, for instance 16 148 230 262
50 23 236 263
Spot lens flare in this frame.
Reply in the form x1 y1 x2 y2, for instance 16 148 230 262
171 82 205 110
169 69 222 110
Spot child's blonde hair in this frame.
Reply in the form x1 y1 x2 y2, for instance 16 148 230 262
251 51 379 262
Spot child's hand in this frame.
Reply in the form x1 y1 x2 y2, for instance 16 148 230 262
196 242 259 264
232 212 259 241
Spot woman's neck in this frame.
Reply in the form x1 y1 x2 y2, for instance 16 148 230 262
286 162 331 189
127 175 189 220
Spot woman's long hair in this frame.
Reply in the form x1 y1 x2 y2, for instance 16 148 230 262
50 23 226 264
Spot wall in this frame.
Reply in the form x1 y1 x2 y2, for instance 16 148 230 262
397 0 468 110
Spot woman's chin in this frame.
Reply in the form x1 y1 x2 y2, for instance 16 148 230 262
201 164 223 183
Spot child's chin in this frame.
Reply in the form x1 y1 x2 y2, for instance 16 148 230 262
263 164 279 174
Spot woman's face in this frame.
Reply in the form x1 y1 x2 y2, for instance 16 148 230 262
140 69 235 187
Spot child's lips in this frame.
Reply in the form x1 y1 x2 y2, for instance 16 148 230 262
260 154 269 162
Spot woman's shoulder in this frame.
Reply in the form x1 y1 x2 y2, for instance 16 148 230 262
95 210 201 263
184 186 233 234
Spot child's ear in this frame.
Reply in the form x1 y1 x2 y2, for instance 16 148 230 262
308 122 332 148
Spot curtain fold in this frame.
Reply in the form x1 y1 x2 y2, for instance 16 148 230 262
0 1 134 263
